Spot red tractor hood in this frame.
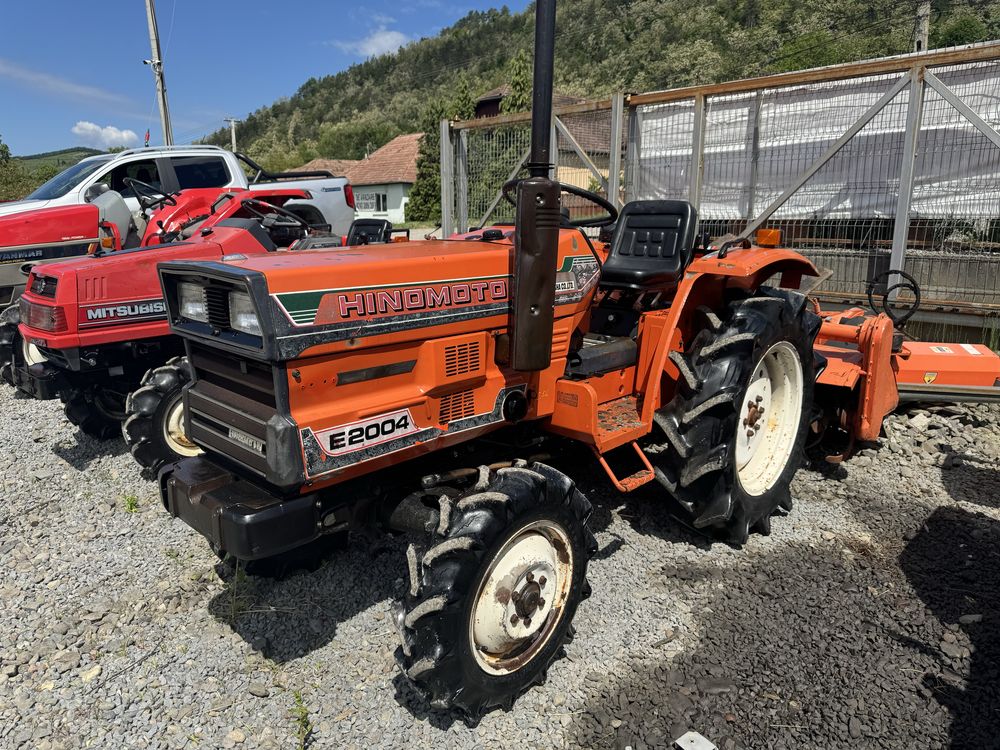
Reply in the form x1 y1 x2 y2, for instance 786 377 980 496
0 203 100 251
20 239 232 350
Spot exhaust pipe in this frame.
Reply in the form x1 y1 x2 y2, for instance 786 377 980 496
510 0 561 372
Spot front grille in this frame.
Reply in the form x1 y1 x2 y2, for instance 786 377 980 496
186 343 277 477
30 275 58 298
204 286 230 329
439 390 475 424
444 341 481 377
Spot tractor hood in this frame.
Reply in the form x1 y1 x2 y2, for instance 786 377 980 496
159 230 603 362
0 203 100 263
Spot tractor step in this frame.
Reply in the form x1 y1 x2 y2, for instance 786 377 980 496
595 395 646 449
594 442 655 492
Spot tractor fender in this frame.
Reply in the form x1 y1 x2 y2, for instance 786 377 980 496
638 248 820 423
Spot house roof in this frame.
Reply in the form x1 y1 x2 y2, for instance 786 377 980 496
345 133 423 187
295 158 360 177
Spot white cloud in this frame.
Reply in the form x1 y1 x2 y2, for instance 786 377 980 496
334 26 410 57
0 57 129 104
71 121 139 149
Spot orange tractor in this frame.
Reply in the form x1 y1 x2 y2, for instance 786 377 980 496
152 0 1000 718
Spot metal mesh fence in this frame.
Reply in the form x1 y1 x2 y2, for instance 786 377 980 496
447 44 1000 310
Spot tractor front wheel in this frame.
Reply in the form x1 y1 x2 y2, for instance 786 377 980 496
63 385 126 440
394 463 596 720
650 287 821 544
0 304 20 386
123 357 201 471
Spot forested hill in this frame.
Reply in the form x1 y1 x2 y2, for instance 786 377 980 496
202 0 998 171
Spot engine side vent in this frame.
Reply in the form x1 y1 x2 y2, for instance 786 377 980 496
205 286 230 329
444 340 481 378
439 390 475 424
81 275 108 302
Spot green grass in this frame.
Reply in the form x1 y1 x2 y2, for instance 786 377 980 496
291 691 313 749
14 147 103 173
122 494 139 513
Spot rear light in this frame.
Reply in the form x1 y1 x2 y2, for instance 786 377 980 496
19 298 67 332
755 228 782 247
344 184 355 210
29 274 58 298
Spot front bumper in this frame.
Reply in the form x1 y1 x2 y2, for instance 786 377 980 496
12 362 65 400
159 457 321 560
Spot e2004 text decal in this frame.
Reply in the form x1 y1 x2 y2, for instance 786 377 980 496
316 409 418 457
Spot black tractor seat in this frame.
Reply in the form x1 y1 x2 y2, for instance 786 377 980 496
598 200 698 293
293 219 395 251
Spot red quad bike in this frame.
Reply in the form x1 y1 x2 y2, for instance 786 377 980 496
0 188 370 471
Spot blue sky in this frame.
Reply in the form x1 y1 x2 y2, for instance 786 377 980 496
0 0 530 156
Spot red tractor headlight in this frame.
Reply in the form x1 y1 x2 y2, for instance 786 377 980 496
19 298 67 333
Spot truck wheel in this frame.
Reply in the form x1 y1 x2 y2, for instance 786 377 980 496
123 357 201 471
651 287 821 544
0 305 19 386
394 463 597 720
63 387 125 440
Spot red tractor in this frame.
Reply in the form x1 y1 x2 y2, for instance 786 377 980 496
1 187 388 470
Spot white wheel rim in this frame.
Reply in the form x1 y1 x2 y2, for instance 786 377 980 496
162 394 201 457
735 341 804 496
469 519 574 675
22 338 46 367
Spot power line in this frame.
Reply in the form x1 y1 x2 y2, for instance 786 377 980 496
763 4 921 69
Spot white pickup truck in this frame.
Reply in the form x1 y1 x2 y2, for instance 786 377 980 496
0 145 355 235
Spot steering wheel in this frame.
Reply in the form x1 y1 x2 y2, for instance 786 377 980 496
122 177 177 211
240 198 311 231
501 179 618 228
866 269 921 329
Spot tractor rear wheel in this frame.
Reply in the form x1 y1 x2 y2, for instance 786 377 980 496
63 386 126 440
123 357 201 471
394 463 596 720
650 287 821 544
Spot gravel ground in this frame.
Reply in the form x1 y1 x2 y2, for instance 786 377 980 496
0 384 998 750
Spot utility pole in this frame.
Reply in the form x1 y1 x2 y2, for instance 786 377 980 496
144 0 174 145
224 118 240 152
913 0 931 53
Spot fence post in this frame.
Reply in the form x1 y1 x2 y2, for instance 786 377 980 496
624 103 641 203
889 66 926 295
689 94 706 210
608 93 624 207
457 129 469 233
439 118 455 237
550 119 558 181
745 90 764 221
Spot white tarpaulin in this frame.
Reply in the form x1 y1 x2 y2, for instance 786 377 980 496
636 63 1000 221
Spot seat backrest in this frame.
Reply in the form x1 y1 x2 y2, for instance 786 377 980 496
90 189 133 244
346 218 392 246
598 200 697 293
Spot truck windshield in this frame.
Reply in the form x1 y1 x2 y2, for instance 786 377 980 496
26 157 115 200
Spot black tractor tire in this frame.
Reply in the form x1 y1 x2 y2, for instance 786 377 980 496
650 287 821 544
0 304 20 386
63 387 124 440
394 463 597 720
123 357 201 472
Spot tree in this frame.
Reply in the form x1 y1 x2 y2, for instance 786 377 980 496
405 102 447 224
500 49 532 114
0 133 36 201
